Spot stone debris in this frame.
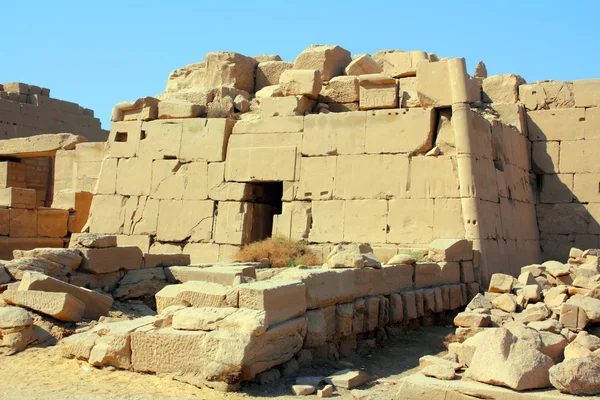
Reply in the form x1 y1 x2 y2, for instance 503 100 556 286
3 290 85 322
324 243 381 269
0 306 35 355
327 369 371 389
421 364 456 380
317 384 334 397
292 385 315 396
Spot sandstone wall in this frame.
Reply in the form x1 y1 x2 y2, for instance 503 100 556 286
0 82 107 142
518 79 600 261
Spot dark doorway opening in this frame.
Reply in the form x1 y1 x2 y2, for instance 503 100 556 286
247 182 283 243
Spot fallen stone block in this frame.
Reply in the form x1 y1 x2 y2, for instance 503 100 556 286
113 268 167 300
171 307 266 335
488 273 516 293
566 294 600 323
549 358 600 395
345 54 382 76
79 247 143 274
0 306 32 329
454 312 490 328
327 369 371 389
3 257 73 280
155 281 236 313
279 69 322 100
317 384 333 397
324 243 381 269
13 248 82 271
427 239 473 262
238 280 306 327
293 44 351 81
482 74 526 103
19 271 113 319
68 233 117 249
158 100 202 119
421 364 456 380
255 61 294 92
319 76 359 103
165 265 256 285
3 290 84 322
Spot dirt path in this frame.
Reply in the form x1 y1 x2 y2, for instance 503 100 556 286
0 326 452 400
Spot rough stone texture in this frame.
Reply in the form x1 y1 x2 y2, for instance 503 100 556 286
113 268 167 300
466 328 554 391
155 281 236 313
421 364 456 380
279 69 322 100
324 243 381 269
3 257 73 280
488 274 516 293
13 248 82 271
0 306 32 329
549 358 600 395
0 133 86 157
3 290 85 322
345 54 382 76
327 369 371 389
171 307 266 335
69 233 117 249
293 45 351 81
482 74 526 103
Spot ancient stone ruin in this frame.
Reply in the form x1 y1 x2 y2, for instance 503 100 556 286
1 44 600 397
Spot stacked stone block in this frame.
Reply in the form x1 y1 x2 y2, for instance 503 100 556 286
0 82 107 142
517 78 600 261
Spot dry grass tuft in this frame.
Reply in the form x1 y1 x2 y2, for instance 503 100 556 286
234 236 320 268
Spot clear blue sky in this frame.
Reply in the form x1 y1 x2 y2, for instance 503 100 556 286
3 0 598 129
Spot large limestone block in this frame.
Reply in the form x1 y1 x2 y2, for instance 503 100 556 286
302 112 366 156
428 239 473 262
204 51 258 94
9 208 37 237
0 133 86 158
0 187 36 209
272 201 312 241
297 156 336 200
527 108 585 141
279 69 322 100
13 248 82 271
293 45 351 81
345 54 382 76
414 262 460 288
116 158 152 197
335 154 408 199
255 61 294 92
3 290 84 322
165 265 256 285
156 199 214 242
172 307 267 335
212 201 255 245
319 76 359 103
155 281 236 313
36 208 68 238
323 243 381 269
111 97 159 122
560 139 600 173
482 74 526 103
518 81 574 110
179 119 234 163
279 265 413 309
358 74 398 110
158 100 202 119
343 199 387 243
113 268 167 300
365 108 434 154
567 294 600 323
238 280 306 327
549 358 600 395
573 78 600 107
87 195 126 234
466 328 553 390
79 247 143 274
257 96 314 117
107 121 143 158
231 117 304 134
488 273 516 293
0 306 32 329
387 198 434 245
373 50 428 78
308 200 344 243
416 60 452 108
69 233 117 249
3 257 73 280
19 271 113 319
226 146 298 182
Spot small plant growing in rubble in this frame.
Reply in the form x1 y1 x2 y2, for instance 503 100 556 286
408 249 429 262
234 236 320 268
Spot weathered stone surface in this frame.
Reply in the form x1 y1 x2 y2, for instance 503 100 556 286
19 271 113 319
79 247 143 274
113 268 167 300
514 303 552 324
155 281 236 313
373 50 428 78
387 254 416 265
428 239 472 262
158 100 202 119
279 69 322 100
13 248 82 271
488 273 516 293
324 243 381 269
466 293 492 311
466 328 553 390
3 257 73 280
293 45 351 81
0 306 32 329
543 261 570 277
320 76 359 103
358 74 398 110
238 280 306 327
492 293 517 313
0 133 86 157
549 358 600 395
171 307 266 335
567 294 600 323
165 265 256 285
345 54 382 76
421 364 456 380
419 355 462 371
69 233 117 249
3 290 84 322
255 61 294 92
454 312 491 328
482 74 526 103
327 369 371 389
317 384 333 398
304 309 326 348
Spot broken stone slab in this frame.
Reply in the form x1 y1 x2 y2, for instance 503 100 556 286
292 385 315 396
323 243 381 269
3 290 85 322
488 273 516 293
538 331 568 363
465 327 553 391
0 306 32 329
155 281 237 313
238 280 306 327
171 307 267 336
19 271 113 320
326 369 371 389
492 293 517 313
559 303 590 331
113 268 167 300
421 364 456 380
454 312 491 328
293 44 351 81
466 293 492 311
345 54 382 76
3 257 73 280
279 69 322 100
358 74 398 110
566 294 600 323
549 358 600 395
515 284 542 303
521 264 545 277
482 74 526 103
373 50 429 78
13 248 82 271
165 265 256 285
515 303 552 324
528 319 563 334
427 239 473 262
543 261 570 277
0 133 86 157
518 271 537 286
79 247 143 274
68 233 117 249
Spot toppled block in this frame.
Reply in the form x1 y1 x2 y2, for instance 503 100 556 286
3 257 74 280
19 271 113 319
171 307 267 335
482 74 526 103
113 268 167 300
488 273 516 293
3 290 85 322
155 281 236 313
279 69 322 100
255 61 294 92
358 74 398 110
0 188 36 209
158 100 202 119
559 303 588 331
0 306 32 329
324 243 381 269
204 51 258 94
428 239 473 262
373 50 428 78
293 45 351 81
69 233 117 249
238 280 306 327
327 369 371 389
165 265 257 285
13 248 82 271
79 247 143 274
345 54 382 76
320 76 359 103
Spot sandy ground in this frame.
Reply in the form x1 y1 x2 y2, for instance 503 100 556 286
0 326 453 400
